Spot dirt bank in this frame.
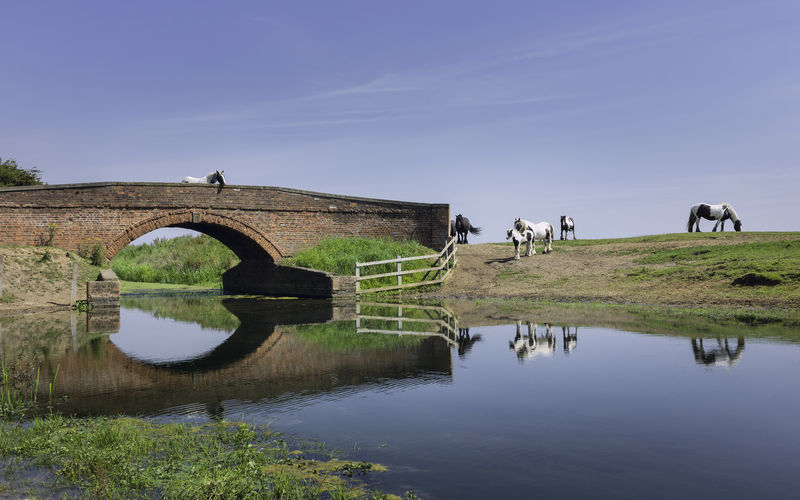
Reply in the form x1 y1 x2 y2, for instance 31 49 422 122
0 246 100 317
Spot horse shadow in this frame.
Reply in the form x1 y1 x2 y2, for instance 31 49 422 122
486 257 518 264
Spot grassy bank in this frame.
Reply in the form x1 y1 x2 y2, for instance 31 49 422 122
427 232 800 310
281 237 438 290
0 415 397 499
111 235 239 286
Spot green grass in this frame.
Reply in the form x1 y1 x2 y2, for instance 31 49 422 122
111 235 239 286
282 237 440 289
621 240 800 293
0 416 396 499
120 295 241 332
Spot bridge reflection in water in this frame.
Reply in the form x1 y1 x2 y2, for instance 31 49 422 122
34 297 454 418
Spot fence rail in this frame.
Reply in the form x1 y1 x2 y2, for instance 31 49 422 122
355 236 457 294
356 302 458 345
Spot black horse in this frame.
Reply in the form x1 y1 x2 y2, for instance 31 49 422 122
455 214 481 244
450 219 457 239
560 216 576 240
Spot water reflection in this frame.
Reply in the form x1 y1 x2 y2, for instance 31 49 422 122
509 321 558 360
508 322 581 361
562 326 578 354
456 328 482 358
5 298 799 499
691 337 745 367
20 296 455 418
0 297 765 422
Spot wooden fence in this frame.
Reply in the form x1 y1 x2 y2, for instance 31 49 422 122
355 236 457 294
355 302 458 346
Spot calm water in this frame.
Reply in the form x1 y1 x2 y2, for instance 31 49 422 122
3 295 800 499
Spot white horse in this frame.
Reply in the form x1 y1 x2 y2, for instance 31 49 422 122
687 202 741 232
514 218 553 254
182 170 227 186
506 228 534 260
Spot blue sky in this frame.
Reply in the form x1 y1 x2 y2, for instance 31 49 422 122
2 0 798 243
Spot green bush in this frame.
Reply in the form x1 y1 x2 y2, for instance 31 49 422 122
283 237 440 289
90 242 106 267
111 234 239 285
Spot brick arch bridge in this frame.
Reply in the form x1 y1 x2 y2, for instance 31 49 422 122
0 182 450 297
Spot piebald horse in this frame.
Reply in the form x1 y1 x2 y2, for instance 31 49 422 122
560 216 576 240
506 228 534 260
182 170 227 186
687 203 741 232
514 218 553 254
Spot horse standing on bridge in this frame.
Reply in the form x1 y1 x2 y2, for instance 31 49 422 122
455 214 481 244
687 202 741 232
182 170 227 186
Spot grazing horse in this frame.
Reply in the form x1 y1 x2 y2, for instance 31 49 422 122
450 219 457 239
687 202 741 232
182 170 227 186
514 218 553 254
506 228 534 260
455 214 481 244
560 216 576 240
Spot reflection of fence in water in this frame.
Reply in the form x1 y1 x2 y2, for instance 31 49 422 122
356 302 458 346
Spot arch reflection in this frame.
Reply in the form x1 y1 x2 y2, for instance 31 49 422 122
38 297 455 418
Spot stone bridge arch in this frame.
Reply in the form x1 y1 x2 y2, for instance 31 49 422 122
0 182 449 297
106 210 282 262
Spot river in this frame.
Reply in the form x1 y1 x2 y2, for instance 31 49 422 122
2 294 799 499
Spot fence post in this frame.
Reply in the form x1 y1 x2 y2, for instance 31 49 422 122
356 302 361 329
355 264 360 294
0 254 3 296
397 256 402 288
398 305 403 330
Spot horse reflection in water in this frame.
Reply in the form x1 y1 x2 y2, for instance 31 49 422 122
456 328 482 358
509 321 558 361
691 337 745 367
562 326 578 355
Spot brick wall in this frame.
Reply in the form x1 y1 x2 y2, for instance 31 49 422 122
0 183 451 261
